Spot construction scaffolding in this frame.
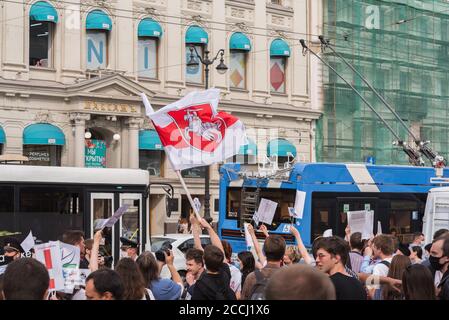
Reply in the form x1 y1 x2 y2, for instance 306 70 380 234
319 0 449 165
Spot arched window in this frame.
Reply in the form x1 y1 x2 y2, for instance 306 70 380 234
0 125 5 155
139 130 164 176
229 32 251 89
137 18 163 79
29 1 58 68
86 9 112 70
267 138 296 167
23 123 65 166
185 25 208 84
270 39 291 93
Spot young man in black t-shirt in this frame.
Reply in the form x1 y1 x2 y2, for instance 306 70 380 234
191 245 236 300
315 236 367 300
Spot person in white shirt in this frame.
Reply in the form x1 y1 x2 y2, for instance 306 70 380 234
368 234 395 299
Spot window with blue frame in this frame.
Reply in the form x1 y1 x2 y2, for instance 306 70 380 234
29 1 59 67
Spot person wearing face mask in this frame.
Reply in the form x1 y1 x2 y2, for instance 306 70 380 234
428 234 449 300
119 237 139 261
2 237 24 261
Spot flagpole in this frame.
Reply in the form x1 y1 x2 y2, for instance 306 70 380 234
175 170 203 221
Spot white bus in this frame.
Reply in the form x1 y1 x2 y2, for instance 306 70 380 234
0 165 151 265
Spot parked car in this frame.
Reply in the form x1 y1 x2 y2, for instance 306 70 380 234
146 234 211 279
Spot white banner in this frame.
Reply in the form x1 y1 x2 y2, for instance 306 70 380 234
34 242 65 292
347 210 374 240
244 223 254 248
293 191 306 219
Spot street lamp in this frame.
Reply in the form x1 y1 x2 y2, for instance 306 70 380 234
187 45 228 223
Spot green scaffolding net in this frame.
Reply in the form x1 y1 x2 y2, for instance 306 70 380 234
319 0 449 166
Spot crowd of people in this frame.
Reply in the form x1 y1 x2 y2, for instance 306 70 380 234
0 217 448 300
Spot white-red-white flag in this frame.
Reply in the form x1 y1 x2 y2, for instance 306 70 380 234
141 89 247 171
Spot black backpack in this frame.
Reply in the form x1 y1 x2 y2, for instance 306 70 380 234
249 269 268 300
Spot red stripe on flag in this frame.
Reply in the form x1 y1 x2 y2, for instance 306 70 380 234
43 248 53 269
49 279 55 290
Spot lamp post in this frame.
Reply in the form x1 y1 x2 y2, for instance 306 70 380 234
186 45 228 223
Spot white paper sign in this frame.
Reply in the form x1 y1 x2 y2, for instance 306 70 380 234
20 231 35 253
323 229 333 237
294 191 306 219
347 210 374 240
193 197 202 214
244 223 254 248
377 221 382 235
97 204 130 229
59 242 81 269
252 211 260 225
257 198 278 225
34 242 65 292
288 207 295 217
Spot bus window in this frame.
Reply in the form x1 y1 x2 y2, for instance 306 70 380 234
227 188 240 219
226 188 295 229
257 189 295 230
93 197 113 263
19 187 83 242
120 198 140 243
390 199 424 243
0 186 14 234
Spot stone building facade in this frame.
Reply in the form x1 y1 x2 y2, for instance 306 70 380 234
0 0 322 234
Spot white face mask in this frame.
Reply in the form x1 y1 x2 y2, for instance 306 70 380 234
120 250 128 259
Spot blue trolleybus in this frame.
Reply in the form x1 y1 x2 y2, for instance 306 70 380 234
218 162 449 253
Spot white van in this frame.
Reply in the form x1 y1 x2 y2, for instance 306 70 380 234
422 187 449 244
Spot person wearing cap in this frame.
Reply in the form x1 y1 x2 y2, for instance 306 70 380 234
120 237 139 261
2 237 24 261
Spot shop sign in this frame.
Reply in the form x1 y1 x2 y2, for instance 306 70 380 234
85 139 106 168
84 101 139 114
27 151 50 162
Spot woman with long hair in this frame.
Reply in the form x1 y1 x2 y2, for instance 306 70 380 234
136 251 183 300
237 251 255 289
402 264 436 300
382 255 411 300
115 257 154 300
410 246 423 264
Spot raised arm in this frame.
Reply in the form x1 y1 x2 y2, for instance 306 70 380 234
345 225 351 242
247 224 266 267
165 250 183 287
289 225 313 265
89 230 103 272
189 214 203 252
198 217 225 254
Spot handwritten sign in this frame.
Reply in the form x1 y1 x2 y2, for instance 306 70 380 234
257 198 278 225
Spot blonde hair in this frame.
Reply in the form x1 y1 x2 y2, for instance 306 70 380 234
285 245 301 263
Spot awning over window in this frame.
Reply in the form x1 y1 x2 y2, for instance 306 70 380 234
138 18 163 38
0 125 5 144
29 1 58 23
239 139 257 156
23 123 65 145
86 9 112 31
267 138 296 157
185 25 208 44
230 32 251 51
139 130 163 150
270 38 291 57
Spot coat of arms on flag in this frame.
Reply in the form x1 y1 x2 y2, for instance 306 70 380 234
141 88 248 171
